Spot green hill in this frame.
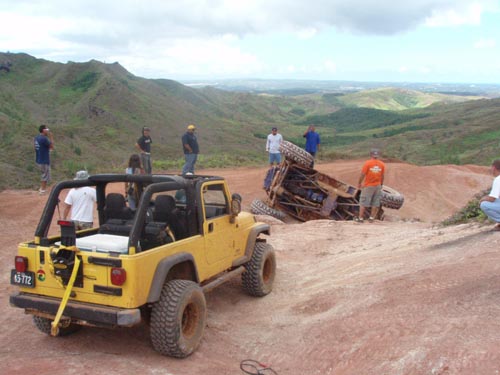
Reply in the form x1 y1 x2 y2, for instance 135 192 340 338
1 52 499 190
311 98 500 165
0 53 339 188
324 87 483 111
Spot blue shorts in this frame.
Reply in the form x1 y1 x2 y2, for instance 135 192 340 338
269 153 281 164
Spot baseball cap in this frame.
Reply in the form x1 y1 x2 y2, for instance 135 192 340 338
187 124 196 130
74 170 89 180
272 127 277 131
370 149 380 156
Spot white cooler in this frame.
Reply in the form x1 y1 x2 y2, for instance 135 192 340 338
56 234 129 254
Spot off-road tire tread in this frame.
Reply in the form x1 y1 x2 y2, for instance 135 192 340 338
242 242 276 297
32 316 81 336
250 199 286 220
380 185 404 210
280 141 314 167
150 279 206 358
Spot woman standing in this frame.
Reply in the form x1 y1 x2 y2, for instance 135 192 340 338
125 154 144 210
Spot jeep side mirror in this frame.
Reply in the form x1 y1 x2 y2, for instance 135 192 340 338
230 193 242 222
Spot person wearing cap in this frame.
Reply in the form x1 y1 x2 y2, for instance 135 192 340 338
135 126 153 174
355 149 386 223
63 170 97 230
34 124 54 194
266 127 283 167
181 124 199 175
303 125 321 167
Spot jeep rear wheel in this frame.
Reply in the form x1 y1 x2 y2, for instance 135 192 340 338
380 186 404 210
280 141 314 167
32 316 81 336
250 199 286 220
242 242 276 297
150 279 206 358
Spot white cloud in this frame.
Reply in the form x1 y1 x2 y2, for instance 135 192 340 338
1 0 499 80
296 28 318 40
425 3 483 27
474 37 496 48
117 37 265 78
323 60 337 73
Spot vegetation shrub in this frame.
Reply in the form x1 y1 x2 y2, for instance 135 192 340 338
71 72 99 92
441 189 489 226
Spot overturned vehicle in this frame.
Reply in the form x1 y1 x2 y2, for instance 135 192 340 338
252 141 404 221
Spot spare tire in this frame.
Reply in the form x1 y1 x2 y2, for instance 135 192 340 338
279 141 314 167
380 186 404 210
250 199 286 220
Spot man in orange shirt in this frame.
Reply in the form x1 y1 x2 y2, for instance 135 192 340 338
355 149 385 223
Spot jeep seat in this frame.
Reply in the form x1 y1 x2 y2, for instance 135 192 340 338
153 195 187 240
99 193 134 236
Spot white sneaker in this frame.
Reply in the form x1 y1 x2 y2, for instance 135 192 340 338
38 189 46 194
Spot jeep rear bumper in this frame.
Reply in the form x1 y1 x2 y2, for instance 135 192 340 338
10 293 141 327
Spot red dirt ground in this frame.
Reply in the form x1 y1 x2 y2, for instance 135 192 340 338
1 160 499 375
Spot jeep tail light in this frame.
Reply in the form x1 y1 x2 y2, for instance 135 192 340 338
57 220 73 227
15 256 28 272
111 268 126 286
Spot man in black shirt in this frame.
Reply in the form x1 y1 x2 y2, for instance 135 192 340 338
135 127 152 174
181 124 199 175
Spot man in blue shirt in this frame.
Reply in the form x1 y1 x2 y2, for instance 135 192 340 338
181 124 199 175
303 125 320 166
34 124 54 194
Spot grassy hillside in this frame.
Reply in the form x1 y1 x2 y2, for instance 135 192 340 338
310 99 500 165
1 52 499 190
332 87 483 111
0 53 340 189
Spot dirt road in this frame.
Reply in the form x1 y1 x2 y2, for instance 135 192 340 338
1 161 499 375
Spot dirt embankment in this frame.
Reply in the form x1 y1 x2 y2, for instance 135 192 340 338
1 161 499 375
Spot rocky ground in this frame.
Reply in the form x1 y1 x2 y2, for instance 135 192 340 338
1 160 499 375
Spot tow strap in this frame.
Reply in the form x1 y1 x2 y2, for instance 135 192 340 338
50 255 81 336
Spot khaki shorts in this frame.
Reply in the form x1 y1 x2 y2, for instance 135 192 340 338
360 185 382 207
38 163 51 182
74 221 93 230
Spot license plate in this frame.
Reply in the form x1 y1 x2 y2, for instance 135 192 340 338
10 270 35 288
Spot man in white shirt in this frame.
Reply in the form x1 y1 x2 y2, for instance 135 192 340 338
480 159 500 231
63 170 97 230
266 127 283 167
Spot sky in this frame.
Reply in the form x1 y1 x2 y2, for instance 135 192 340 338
0 0 499 84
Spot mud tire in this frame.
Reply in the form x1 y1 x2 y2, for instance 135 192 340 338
380 186 404 210
250 199 286 220
242 242 276 297
32 316 82 336
150 279 206 358
280 141 314 167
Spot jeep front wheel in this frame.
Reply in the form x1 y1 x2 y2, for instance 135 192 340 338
242 242 276 297
150 279 206 358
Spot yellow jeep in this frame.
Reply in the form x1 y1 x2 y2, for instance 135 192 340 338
10 173 276 358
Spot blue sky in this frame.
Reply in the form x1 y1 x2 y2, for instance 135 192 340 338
0 0 499 83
